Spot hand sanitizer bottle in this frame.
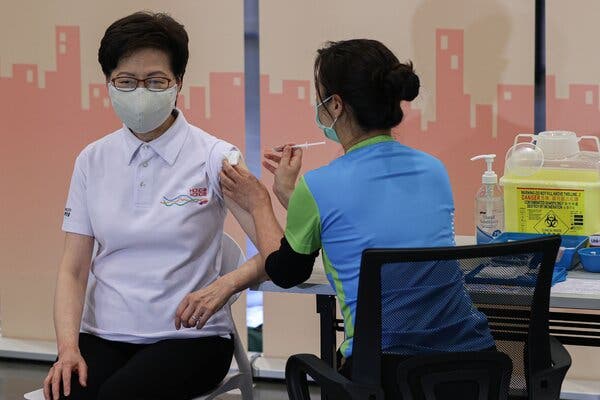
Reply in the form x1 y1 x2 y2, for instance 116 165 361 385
471 154 504 244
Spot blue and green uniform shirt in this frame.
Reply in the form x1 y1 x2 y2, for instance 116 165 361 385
284 135 494 357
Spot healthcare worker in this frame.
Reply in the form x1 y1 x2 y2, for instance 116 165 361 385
210 38 495 377
43 11 263 400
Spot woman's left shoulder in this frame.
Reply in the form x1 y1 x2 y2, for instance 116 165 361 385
187 124 235 152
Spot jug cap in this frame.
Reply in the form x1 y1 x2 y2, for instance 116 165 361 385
536 130 579 159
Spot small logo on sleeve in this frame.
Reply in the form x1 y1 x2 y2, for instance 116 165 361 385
64 208 71 217
189 187 208 197
160 187 209 207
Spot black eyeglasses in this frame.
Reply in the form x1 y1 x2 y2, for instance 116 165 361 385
111 77 174 92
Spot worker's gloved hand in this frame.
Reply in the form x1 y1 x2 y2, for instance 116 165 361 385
263 145 303 209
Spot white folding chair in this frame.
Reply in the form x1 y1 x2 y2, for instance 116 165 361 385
193 233 254 400
25 232 253 400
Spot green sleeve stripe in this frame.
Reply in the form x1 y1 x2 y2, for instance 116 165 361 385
284 177 322 254
321 249 354 356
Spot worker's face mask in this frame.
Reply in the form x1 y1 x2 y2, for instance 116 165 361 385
315 96 340 143
108 84 178 134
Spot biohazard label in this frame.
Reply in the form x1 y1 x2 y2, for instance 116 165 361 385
516 187 585 234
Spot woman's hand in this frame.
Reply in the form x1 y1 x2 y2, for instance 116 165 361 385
263 146 303 209
43 347 87 400
175 277 236 330
220 161 271 213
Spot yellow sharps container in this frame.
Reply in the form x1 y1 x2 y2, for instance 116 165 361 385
500 131 600 236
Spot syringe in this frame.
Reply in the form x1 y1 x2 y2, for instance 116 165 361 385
272 141 326 152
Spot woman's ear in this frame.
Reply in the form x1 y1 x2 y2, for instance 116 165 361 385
331 94 344 119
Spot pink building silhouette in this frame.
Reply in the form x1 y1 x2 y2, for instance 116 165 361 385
547 75 600 136
0 26 244 156
0 25 540 241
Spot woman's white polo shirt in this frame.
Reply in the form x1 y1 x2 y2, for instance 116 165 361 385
62 110 236 344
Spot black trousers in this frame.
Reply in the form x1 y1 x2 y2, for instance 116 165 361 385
60 332 233 400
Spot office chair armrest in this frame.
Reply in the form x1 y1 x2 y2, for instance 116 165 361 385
549 336 572 372
285 354 352 400
529 337 572 400
285 354 383 400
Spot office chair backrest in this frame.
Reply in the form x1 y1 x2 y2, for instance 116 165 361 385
352 236 561 398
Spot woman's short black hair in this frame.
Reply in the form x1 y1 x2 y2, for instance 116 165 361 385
314 39 420 132
98 11 189 80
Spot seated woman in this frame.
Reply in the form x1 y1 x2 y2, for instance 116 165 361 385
43 12 262 400
210 38 495 377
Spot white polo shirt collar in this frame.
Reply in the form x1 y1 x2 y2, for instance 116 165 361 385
122 109 189 166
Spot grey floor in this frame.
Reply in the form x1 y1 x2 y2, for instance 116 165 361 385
0 358 320 400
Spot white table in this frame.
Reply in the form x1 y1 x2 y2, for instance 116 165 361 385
256 262 600 359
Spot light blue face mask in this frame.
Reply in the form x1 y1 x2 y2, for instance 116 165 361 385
315 95 340 143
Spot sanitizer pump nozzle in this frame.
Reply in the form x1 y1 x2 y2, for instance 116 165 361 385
470 154 498 185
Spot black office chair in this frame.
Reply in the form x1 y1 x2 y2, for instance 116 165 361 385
285 236 571 400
